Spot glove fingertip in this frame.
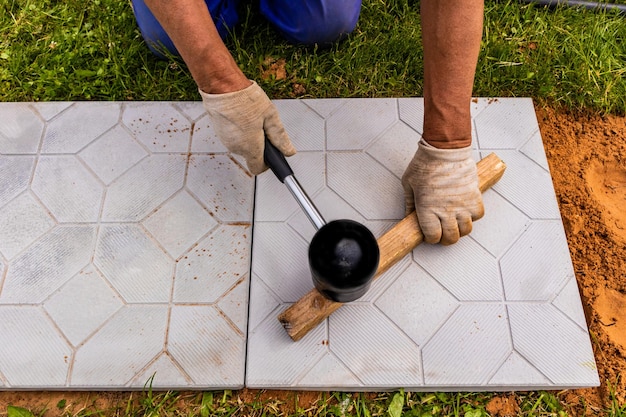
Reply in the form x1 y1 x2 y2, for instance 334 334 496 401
404 201 415 217
423 233 441 245
402 183 415 215
440 232 461 246
472 201 485 221
266 128 296 157
247 157 267 176
418 214 442 244
457 217 473 238
281 140 297 157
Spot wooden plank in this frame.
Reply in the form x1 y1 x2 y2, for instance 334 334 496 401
278 153 507 341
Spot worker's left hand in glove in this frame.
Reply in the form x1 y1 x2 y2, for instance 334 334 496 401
402 139 484 245
199 80 296 175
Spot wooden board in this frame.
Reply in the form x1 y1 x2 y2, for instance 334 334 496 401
278 153 507 341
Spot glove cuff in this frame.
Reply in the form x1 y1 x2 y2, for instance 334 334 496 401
198 80 263 107
418 139 473 162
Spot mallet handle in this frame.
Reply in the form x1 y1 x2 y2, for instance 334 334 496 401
277 153 507 341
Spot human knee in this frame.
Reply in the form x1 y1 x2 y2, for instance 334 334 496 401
131 0 178 57
131 0 240 58
261 0 362 45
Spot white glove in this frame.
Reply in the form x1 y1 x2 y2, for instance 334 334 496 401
199 81 296 175
401 139 484 245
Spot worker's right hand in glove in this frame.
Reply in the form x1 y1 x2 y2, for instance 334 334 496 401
401 139 484 245
199 80 296 175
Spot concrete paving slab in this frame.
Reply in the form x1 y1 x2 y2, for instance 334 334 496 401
247 97 599 390
0 98 599 391
0 102 252 389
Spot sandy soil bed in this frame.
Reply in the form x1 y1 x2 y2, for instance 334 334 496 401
535 106 626 414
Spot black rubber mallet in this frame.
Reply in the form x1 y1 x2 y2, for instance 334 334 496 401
263 139 380 302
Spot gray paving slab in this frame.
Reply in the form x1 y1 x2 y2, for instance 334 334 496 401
0 102 252 389
0 98 599 391
247 97 599 390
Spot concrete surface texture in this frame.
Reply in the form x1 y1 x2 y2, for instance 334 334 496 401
0 98 598 390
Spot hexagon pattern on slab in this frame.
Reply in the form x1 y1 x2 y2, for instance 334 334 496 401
0 98 597 391
0 102 252 389
247 97 598 390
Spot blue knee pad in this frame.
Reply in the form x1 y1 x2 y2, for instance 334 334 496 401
131 0 240 58
260 0 362 45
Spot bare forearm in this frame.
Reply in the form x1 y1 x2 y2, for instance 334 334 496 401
421 0 484 149
143 0 249 93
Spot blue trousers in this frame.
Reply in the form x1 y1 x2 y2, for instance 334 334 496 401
131 0 362 57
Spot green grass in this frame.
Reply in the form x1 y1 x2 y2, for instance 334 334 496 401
478 0 626 113
1 0 626 113
3 388 624 417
